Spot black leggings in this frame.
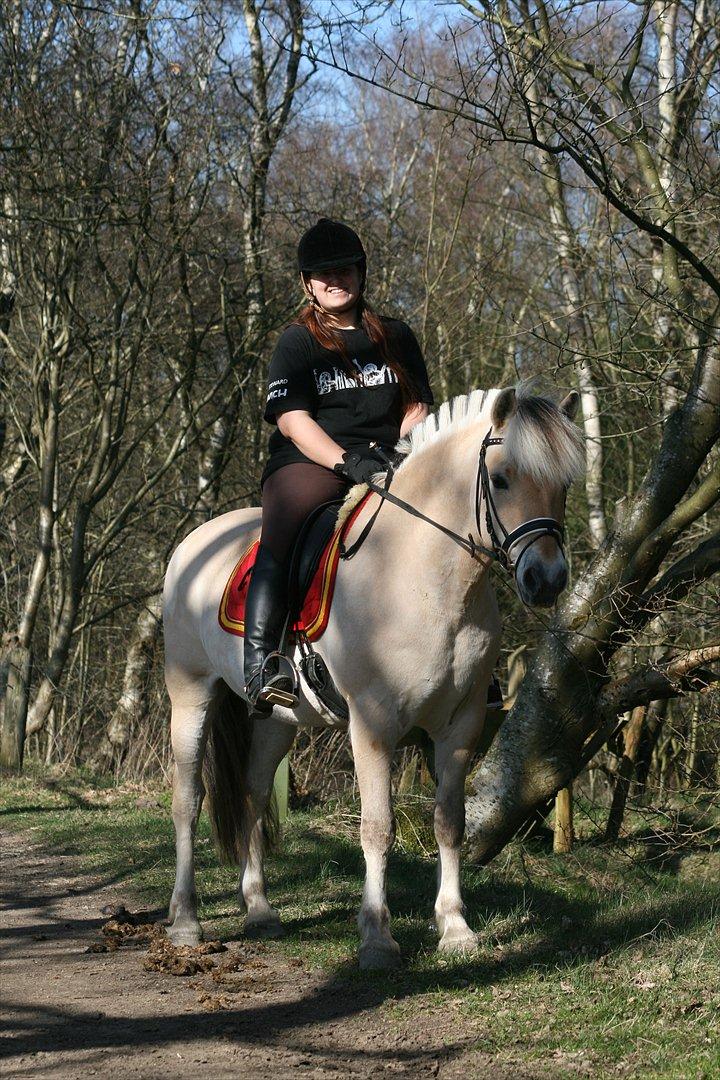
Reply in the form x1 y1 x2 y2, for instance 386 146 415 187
260 462 349 565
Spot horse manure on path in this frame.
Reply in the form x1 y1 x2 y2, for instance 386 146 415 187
86 904 290 1001
143 934 227 976
85 904 164 953
86 904 229 976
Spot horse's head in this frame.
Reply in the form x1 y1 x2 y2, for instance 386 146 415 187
480 387 584 607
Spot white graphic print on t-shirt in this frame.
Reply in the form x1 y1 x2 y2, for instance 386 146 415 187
314 360 398 395
267 377 289 402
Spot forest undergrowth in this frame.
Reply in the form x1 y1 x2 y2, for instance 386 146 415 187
2 768 718 1079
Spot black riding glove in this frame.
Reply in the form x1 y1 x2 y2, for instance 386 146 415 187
333 449 386 486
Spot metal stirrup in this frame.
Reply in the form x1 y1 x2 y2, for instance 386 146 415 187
257 652 300 708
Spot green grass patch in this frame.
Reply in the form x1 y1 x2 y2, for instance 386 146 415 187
2 767 718 1078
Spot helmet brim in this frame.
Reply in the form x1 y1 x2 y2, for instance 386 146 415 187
299 253 366 273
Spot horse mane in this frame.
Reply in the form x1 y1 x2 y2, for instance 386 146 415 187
396 384 585 488
396 388 491 456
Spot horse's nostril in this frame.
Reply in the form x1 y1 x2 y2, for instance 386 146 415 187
524 565 539 592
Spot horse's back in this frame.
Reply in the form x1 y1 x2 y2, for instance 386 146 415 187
163 507 261 637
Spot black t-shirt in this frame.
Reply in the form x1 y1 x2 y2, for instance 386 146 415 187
262 319 434 481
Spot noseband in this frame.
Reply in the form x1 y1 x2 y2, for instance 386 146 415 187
475 428 565 575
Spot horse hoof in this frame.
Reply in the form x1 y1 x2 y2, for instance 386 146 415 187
437 928 479 954
244 915 284 940
167 920 203 947
358 942 402 971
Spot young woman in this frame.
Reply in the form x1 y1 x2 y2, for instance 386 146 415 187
244 218 434 711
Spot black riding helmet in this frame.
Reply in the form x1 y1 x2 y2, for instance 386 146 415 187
297 218 366 273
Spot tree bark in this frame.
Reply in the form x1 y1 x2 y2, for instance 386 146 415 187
604 705 646 841
0 639 32 771
538 150 607 547
91 594 162 772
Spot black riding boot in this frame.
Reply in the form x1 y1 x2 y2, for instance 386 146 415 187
243 544 298 712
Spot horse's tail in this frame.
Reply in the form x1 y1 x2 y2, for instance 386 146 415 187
202 680 278 865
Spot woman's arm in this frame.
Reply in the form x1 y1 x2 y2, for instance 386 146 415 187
400 402 429 438
277 403 429 470
276 410 345 470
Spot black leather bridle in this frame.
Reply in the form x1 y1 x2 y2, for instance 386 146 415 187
343 429 566 579
475 427 565 576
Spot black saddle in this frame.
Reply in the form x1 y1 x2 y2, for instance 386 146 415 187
286 498 345 616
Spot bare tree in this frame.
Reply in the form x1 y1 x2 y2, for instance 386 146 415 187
0 1 285 760
91 0 307 770
307 0 719 850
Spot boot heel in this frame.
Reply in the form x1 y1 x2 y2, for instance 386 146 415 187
259 653 299 709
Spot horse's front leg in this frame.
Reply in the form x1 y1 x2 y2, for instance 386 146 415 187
432 704 486 953
350 720 401 970
241 714 296 938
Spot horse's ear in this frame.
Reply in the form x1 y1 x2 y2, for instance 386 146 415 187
559 391 580 420
491 387 517 428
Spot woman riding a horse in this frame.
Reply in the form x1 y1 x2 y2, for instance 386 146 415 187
163 223 584 965
244 218 434 712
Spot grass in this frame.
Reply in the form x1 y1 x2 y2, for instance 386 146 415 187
2 765 719 1078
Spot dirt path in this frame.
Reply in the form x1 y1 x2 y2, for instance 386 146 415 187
1 832 543 1079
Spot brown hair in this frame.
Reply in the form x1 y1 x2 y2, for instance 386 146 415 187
295 293 421 410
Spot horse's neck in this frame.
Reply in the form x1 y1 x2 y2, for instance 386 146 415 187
374 418 492 605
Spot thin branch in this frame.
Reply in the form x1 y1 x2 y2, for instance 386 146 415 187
597 644 720 715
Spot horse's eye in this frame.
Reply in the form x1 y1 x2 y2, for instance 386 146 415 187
491 473 509 490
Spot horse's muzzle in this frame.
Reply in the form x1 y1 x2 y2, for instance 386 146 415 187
516 553 568 608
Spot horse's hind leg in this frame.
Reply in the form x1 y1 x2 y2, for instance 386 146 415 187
167 676 215 946
432 707 485 954
241 714 296 938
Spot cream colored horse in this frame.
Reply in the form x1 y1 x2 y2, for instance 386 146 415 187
163 385 583 969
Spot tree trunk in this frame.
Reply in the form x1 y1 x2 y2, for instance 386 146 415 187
635 700 667 788
532 88 607 548
604 706 646 841
25 579 82 737
91 594 162 772
0 351 60 742
0 640 32 771
0 191 18 464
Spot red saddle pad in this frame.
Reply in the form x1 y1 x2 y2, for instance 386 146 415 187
218 494 371 642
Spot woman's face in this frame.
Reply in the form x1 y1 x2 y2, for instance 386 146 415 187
304 264 362 316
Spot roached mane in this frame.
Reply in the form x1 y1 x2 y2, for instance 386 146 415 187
396 384 585 488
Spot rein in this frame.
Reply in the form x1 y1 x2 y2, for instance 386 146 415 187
340 429 565 577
